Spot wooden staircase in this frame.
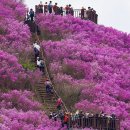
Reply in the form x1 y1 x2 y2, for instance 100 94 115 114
35 51 68 114
36 76 57 113
26 20 69 114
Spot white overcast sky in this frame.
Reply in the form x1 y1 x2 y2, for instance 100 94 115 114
24 0 130 34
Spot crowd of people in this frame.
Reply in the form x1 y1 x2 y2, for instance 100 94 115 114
81 7 98 23
49 110 118 129
35 1 74 16
25 1 98 23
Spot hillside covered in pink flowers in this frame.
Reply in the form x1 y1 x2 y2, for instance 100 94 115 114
36 14 130 130
0 0 66 130
0 0 130 129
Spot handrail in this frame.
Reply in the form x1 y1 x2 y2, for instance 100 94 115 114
41 50 69 112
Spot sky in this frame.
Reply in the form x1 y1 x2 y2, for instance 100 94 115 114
24 0 130 34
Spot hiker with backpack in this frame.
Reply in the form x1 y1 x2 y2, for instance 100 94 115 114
62 112 70 129
39 59 44 73
56 98 63 111
37 57 45 74
29 9 34 21
45 79 53 94
33 41 40 61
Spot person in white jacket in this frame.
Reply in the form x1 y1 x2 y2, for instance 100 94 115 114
33 41 40 61
37 57 45 74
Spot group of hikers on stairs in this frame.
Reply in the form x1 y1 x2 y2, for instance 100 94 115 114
33 40 70 129
32 39 120 130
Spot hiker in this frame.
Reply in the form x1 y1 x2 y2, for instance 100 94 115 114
44 2 48 14
33 41 40 61
37 57 45 73
56 98 63 111
78 110 84 127
81 7 86 19
86 7 91 20
48 1 53 14
49 112 58 121
29 9 34 21
60 7 64 16
65 5 69 15
62 112 69 129
59 110 65 123
45 80 53 94
68 4 72 14
39 1 43 13
53 3 58 15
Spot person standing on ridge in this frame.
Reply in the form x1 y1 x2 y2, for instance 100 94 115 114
81 7 86 19
39 1 43 13
33 41 40 61
86 7 91 20
29 9 34 21
48 1 53 14
53 3 58 15
44 2 48 14
65 5 69 15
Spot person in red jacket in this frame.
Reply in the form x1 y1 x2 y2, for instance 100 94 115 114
62 112 69 129
56 98 63 111
53 3 58 15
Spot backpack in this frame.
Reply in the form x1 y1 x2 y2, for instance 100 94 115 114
40 61 44 67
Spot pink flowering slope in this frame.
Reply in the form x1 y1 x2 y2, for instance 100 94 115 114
36 14 130 130
0 18 31 54
0 0 40 89
0 0 32 58
0 90 64 130
0 51 27 87
0 0 26 20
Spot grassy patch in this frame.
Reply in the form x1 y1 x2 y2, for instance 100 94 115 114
54 83 81 112
21 60 35 70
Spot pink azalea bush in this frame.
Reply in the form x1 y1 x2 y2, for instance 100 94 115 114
0 0 39 89
0 90 41 111
0 51 27 87
0 50 41 89
0 0 32 59
0 0 26 20
0 18 31 55
0 90 64 130
36 14 130 130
